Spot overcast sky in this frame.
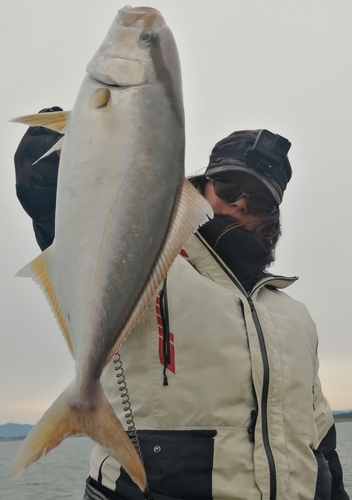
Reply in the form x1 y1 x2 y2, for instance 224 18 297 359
0 0 351 425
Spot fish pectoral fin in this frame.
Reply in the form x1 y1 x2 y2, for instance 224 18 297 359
14 381 147 493
10 110 70 133
89 88 111 109
107 179 213 361
32 136 64 165
16 249 74 356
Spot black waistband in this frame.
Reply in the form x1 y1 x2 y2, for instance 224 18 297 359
85 477 118 500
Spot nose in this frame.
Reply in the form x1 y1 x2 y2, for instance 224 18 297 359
230 195 248 212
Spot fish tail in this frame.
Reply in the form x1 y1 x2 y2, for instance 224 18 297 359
13 381 147 492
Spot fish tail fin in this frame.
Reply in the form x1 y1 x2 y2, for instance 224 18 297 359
14 381 147 492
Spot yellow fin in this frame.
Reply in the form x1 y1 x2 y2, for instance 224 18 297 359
16 250 73 356
106 178 213 362
10 110 70 133
14 381 147 492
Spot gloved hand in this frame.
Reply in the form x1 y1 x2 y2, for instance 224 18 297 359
14 106 63 250
14 106 63 188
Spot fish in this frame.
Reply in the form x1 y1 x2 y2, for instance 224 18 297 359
11 4 213 494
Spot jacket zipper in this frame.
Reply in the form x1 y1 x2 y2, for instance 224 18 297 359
248 296 277 500
195 233 277 499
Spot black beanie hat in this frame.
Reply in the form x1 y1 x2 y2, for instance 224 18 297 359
204 129 292 205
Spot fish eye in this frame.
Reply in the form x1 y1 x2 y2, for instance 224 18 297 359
140 31 159 45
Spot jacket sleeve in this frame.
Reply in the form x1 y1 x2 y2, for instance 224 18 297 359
14 107 63 251
313 353 350 500
318 425 350 500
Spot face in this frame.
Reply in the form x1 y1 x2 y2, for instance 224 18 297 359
203 177 271 231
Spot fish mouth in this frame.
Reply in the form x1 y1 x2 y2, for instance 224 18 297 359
87 55 147 88
118 6 164 28
90 74 143 89
91 76 123 88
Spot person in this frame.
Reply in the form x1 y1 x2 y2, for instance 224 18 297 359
14 118 350 500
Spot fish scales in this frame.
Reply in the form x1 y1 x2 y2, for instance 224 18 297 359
11 5 213 494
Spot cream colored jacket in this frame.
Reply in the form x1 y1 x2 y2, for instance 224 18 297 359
89 233 334 500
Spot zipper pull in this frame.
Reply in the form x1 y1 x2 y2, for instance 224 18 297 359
248 408 258 443
248 296 256 313
144 487 155 500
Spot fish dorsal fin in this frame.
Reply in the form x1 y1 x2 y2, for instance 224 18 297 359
106 179 213 362
16 249 74 357
10 111 70 133
32 136 65 165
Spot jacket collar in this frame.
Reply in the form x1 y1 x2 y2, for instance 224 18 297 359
182 232 298 297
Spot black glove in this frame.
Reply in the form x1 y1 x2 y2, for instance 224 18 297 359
14 106 63 250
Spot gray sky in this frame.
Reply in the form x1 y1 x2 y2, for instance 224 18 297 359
1 0 351 425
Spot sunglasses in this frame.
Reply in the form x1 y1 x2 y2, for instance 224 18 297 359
208 178 277 215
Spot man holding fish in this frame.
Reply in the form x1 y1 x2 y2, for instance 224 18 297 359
12 5 349 500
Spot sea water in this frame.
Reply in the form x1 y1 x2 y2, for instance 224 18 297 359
336 422 352 495
1 423 351 499
0 436 94 499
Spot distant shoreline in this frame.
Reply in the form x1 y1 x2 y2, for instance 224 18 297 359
0 436 25 442
0 435 86 442
0 419 351 442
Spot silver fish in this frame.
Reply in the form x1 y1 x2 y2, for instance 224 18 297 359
11 5 212 493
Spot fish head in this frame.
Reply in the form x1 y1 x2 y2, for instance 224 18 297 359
86 6 182 101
